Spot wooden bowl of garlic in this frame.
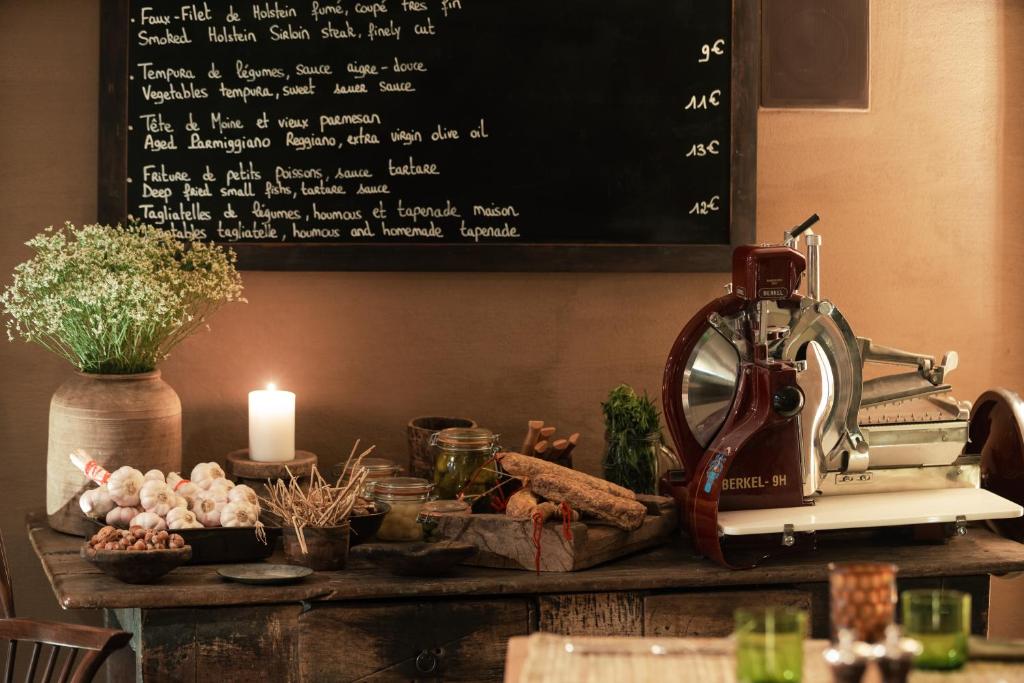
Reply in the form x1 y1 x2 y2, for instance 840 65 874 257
81 525 192 583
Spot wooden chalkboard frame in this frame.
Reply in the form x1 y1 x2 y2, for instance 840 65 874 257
98 0 758 272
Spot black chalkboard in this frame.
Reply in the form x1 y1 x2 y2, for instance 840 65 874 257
99 1 758 271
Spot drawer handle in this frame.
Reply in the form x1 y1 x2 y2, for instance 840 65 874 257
415 648 443 674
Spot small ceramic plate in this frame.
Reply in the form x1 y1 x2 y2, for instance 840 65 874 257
217 563 313 585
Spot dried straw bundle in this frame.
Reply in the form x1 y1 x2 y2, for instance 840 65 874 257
259 441 374 554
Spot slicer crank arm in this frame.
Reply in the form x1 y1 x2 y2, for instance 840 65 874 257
858 338 959 385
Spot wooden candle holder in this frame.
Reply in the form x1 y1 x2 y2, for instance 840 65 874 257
225 449 318 489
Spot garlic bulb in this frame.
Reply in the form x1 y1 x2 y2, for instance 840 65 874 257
194 490 227 527
206 476 235 490
140 480 175 516
220 501 259 528
174 495 189 510
107 466 145 507
167 509 200 530
166 506 193 525
105 506 140 527
144 469 165 482
130 511 167 531
190 462 225 485
79 486 115 519
228 484 259 509
167 472 200 506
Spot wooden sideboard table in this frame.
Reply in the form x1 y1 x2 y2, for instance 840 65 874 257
27 513 1024 682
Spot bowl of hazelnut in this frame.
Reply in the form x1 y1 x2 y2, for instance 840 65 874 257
81 525 191 584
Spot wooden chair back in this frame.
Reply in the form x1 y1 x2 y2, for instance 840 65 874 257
0 525 12 619
0 531 130 683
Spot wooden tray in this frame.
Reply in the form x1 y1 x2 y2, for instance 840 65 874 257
432 495 677 572
86 517 279 565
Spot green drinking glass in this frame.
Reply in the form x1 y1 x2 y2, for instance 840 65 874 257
900 589 970 670
735 607 807 683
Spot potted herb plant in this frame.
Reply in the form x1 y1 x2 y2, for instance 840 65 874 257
1 223 244 534
601 384 671 495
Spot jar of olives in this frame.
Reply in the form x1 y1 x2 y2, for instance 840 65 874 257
371 477 434 542
430 428 500 500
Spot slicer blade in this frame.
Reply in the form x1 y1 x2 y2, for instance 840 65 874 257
681 326 741 448
858 392 967 425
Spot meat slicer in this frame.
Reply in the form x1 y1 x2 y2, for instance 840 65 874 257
662 215 1024 568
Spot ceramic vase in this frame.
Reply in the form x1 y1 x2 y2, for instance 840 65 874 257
47 371 182 536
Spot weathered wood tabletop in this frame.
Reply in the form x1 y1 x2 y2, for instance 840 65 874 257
27 512 1024 610
27 512 1024 682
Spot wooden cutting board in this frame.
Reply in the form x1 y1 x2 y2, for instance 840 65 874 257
432 495 678 572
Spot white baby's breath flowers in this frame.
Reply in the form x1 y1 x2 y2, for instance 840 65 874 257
0 223 245 373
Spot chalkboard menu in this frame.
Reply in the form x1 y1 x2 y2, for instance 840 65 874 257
99 1 757 270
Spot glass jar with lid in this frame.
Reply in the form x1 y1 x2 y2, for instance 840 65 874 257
334 457 400 497
371 477 434 542
417 499 471 542
430 427 500 500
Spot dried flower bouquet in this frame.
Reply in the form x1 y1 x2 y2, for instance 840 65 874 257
1 223 244 373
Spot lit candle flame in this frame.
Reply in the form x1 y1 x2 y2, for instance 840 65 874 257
267 382 277 391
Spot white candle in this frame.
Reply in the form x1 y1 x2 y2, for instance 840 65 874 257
248 383 295 462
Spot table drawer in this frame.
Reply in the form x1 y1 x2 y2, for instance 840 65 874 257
298 598 533 682
644 589 813 637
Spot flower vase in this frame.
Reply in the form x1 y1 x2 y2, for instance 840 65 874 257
47 371 182 536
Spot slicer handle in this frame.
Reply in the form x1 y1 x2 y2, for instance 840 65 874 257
788 214 820 239
942 351 958 376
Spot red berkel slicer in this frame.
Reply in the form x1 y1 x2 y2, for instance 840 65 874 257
662 215 1024 568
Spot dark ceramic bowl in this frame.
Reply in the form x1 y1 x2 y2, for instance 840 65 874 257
349 501 390 546
81 544 192 584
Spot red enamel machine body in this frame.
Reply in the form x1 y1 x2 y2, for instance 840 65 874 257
662 216 1024 568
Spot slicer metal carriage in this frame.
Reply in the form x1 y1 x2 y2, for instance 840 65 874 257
662 215 1024 568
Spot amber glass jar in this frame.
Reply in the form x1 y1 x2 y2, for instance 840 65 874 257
430 427 499 500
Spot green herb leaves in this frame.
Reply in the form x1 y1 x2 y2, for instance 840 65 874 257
601 384 662 494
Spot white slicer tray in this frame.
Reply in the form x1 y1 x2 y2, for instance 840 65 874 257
717 488 1023 536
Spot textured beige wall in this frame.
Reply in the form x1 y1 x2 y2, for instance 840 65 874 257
2 0 1024 632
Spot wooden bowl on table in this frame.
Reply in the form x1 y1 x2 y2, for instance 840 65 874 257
81 544 192 584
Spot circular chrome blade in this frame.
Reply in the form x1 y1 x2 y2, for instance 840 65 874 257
682 327 740 448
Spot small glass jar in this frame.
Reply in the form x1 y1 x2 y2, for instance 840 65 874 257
431 427 499 500
335 457 400 497
371 477 434 541
417 499 471 542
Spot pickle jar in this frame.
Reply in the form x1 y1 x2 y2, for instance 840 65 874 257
430 427 500 500
335 457 400 497
371 477 434 542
